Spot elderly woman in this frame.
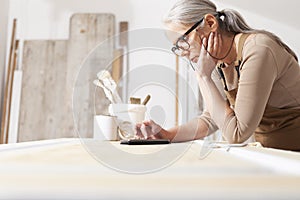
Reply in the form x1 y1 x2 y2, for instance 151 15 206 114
137 0 300 150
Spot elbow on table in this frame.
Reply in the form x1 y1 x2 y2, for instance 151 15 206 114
222 118 253 144
223 130 250 144
226 137 246 144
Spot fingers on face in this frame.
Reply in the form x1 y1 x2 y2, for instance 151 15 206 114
208 32 214 54
213 33 218 55
209 32 220 57
201 32 221 58
217 33 222 56
201 37 207 51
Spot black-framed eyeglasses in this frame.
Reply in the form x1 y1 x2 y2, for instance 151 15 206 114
171 17 204 57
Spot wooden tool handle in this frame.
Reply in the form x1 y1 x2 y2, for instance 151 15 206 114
142 95 151 105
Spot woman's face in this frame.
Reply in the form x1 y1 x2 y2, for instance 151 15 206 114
166 15 220 63
166 23 209 63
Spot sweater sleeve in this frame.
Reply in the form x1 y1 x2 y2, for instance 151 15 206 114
197 68 226 136
222 40 278 143
197 110 219 136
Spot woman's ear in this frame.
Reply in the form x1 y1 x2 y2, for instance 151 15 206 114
203 14 218 32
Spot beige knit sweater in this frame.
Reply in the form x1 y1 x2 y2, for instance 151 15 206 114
199 33 300 151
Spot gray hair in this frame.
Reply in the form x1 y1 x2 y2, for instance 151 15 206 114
164 0 298 61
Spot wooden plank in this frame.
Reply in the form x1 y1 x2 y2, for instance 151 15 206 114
119 21 129 102
111 49 124 104
5 40 19 144
0 19 17 144
65 14 115 138
18 14 116 141
18 40 68 142
112 48 123 83
119 21 128 46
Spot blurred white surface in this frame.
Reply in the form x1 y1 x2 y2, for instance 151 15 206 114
0 138 299 199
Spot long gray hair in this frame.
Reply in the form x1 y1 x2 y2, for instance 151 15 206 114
164 0 298 61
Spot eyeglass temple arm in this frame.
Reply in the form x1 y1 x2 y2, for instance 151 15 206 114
184 19 203 36
185 13 220 36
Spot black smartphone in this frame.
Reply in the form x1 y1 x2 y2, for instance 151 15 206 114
120 139 170 145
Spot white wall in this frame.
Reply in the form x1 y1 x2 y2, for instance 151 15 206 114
0 0 10 121
9 0 299 50
214 0 300 57
7 0 300 130
9 0 178 40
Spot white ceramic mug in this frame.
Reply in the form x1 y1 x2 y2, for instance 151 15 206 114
93 115 118 141
108 103 147 139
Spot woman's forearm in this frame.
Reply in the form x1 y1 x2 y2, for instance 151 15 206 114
158 118 210 142
197 75 233 129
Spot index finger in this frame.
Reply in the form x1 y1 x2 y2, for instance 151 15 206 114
207 32 214 54
140 123 152 139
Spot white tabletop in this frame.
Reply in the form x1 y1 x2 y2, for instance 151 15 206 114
0 138 299 200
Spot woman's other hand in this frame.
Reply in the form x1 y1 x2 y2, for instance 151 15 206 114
195 32 220 77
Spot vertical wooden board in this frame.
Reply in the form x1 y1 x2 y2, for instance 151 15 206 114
18 40 68 142
66 14 115 138
119 21 129 102
112 49 123 97
1 19 17 144
18 14 116 141
112 49 123 84
119 22 128 46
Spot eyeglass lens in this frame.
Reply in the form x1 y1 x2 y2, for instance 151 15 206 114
173 39 190 56
177 38 190 50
